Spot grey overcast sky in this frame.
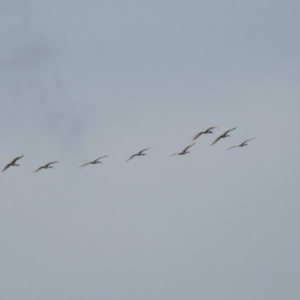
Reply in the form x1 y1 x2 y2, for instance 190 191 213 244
1 0 300 299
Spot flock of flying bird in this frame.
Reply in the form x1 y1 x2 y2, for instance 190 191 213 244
1 126 255 173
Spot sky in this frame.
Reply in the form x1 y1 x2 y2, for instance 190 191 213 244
0 0 300 299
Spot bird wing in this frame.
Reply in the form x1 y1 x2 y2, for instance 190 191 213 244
44 161 58 167
34 166 43 173
125 154 136 162
181 143 195 153
79 162 90 168
169 153 178 156
227 145 237 151
212 127 236 145
228 137 255 149
223 127 237 136
242 137 255 145
193 126 218 140
211 135 222 146
99 155 109 159
205 126 218 132
192 131 204 140
93 155 109 162
137 147 152 155
1 155 24 172
10 155 24 164
1 163 11 172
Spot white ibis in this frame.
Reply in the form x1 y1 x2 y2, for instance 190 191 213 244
125 148 152 162
227 138 255 150
192 126 218 141
2 155 24 172
211 127 237 146
34 161 58 173
79 155 109 168
170 143 195 156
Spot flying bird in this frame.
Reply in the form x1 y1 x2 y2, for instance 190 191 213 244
125 148 152 162
211 127 237 146
170 143 195 156
192 126 218 141
2 155 24 172
227 138 255 150
79 155 109 168
34 161 58 173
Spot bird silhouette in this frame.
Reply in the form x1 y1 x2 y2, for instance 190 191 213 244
2 155 24 172
125 148 152 162
227 138 255 150
211 127 237 146
192 126 218 140
79 155 109 168
170 143 195 156
34 161 58 173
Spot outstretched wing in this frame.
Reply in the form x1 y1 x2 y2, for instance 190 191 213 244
137 147 152 155
227 145 237 151
223 127 237 136
193 126 218 140
211 135 222 146
2 155 24 172
10 155 24 165
241 138 255 146
34 166 43 173
125 154 136 162
181 143 195 153
205 126 218 132
192 131 204 140
79 162 90 168
44 161 58 167
92 155 109 163
211 128 236 146
98 155 109 160
2 163 11 172
169 153 178 157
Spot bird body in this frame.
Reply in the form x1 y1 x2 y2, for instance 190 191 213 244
211 127 237 146
2 155 24 172
193 126 218 140
79 155 109 168
170 143 195 156
34 161 58 173
227 138 255 150
126 148 152 162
